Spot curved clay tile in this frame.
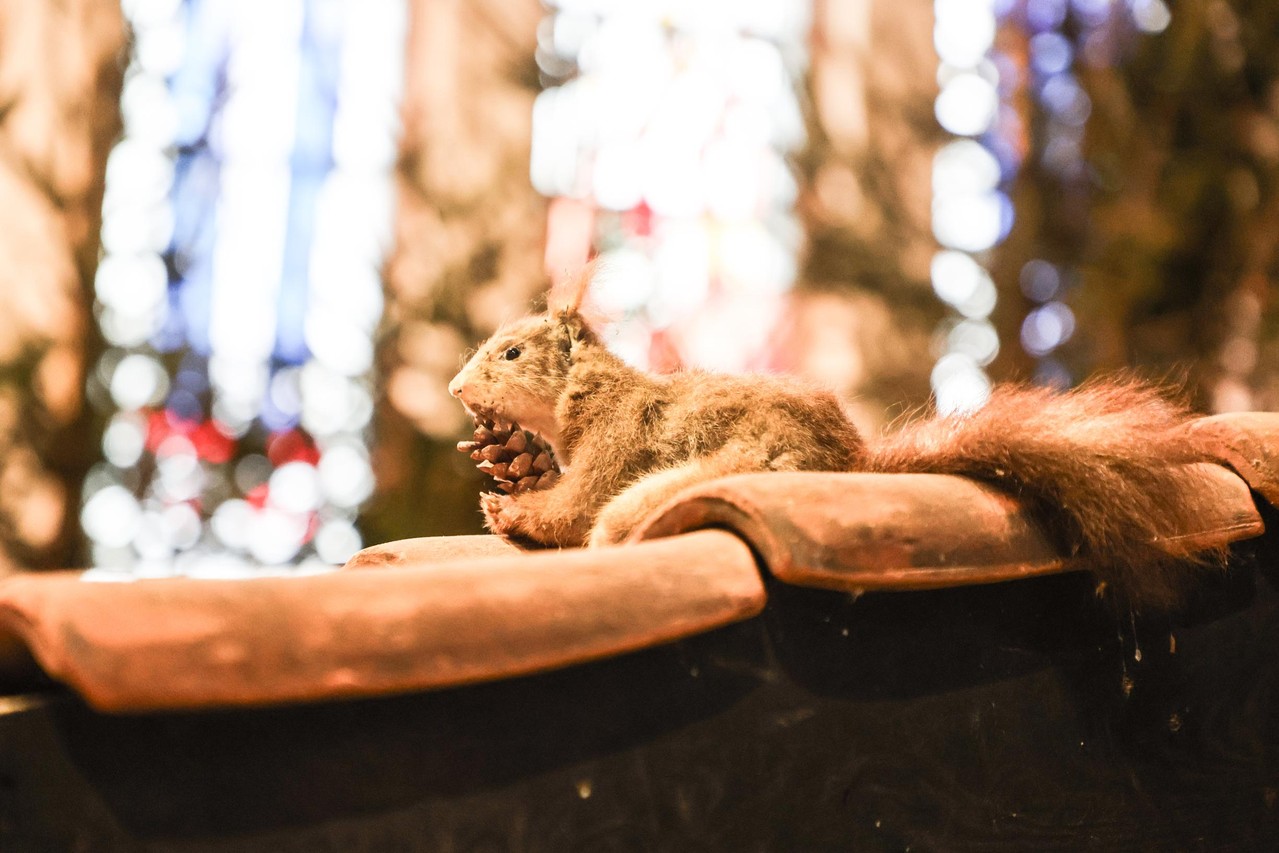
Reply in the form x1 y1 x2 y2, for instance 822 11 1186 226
630 464 1262 593
0 530 762 712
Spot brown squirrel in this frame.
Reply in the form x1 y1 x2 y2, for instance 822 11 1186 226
448 269 1227 608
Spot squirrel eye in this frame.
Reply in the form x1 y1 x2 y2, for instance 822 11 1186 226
504 346 522 361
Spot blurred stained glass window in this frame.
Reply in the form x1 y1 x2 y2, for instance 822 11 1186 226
532 0 811 372
84 0 405 574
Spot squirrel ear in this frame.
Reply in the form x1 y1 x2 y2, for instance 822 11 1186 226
547 260 597 316
548 261 602 356
555 310 598 356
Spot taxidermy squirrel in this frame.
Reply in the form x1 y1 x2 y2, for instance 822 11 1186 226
449 268 1227 608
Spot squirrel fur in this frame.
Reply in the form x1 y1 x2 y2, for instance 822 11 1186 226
448 270 1227 608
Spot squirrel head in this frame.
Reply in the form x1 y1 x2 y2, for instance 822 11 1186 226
448 272 601 433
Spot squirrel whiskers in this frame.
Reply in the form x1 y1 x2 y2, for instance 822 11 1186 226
449 275 1224 609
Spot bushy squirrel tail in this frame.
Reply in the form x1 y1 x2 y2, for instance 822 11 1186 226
861 379 1227 608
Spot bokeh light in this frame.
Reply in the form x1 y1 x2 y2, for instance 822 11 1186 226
930 0 1169 402
1010 0 1161 382
930 0 1008 412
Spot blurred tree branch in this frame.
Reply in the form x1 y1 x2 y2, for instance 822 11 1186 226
0 0 125 571
366 0 545 543
1050 0 1279 408
793 0 944 426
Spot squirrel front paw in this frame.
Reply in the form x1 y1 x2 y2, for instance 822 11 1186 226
480 491 589 547
479 492 560 546
587 503 643 548
480 492 520 538
586 525 622 549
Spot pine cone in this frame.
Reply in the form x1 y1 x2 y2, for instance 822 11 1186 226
457 418 560 494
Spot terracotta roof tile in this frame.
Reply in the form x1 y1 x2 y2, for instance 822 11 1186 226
0 530 762 712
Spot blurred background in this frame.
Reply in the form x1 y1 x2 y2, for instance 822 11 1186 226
0 0 1274 575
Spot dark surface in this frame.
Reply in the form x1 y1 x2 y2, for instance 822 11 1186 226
2 555 1278 851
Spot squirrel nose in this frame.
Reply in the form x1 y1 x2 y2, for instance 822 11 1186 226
448 375 465 399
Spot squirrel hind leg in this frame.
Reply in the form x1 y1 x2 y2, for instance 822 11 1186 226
588 447 766 548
